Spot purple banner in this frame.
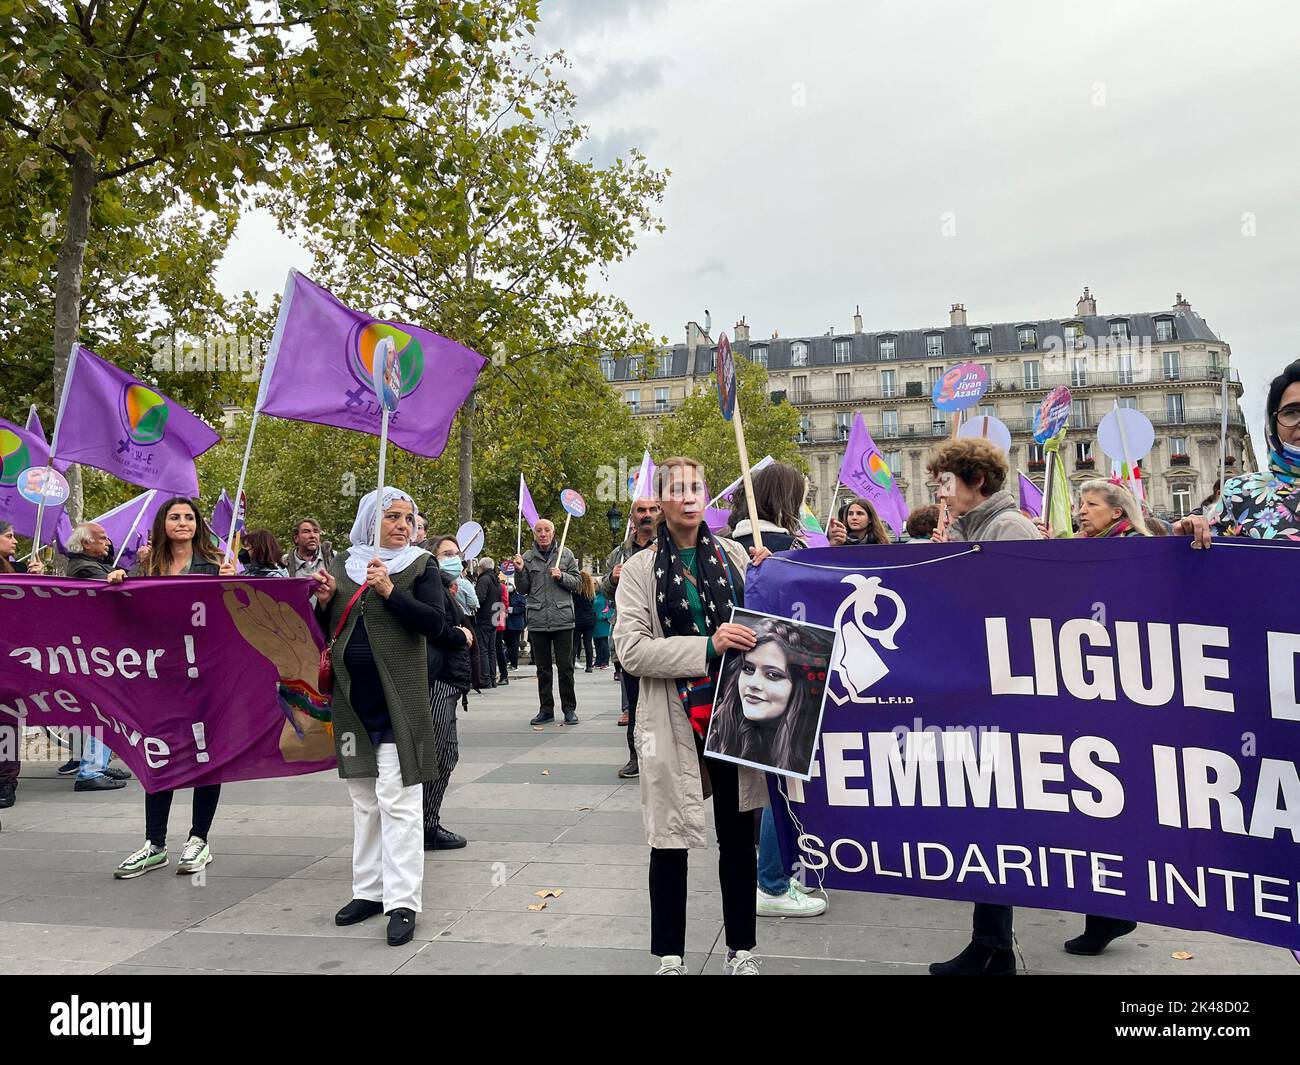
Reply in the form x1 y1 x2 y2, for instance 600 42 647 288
747 538 1300 951
0 576 336 790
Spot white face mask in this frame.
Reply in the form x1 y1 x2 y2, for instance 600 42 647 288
1281 439 1300 461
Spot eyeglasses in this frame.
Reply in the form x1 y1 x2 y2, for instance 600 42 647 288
1276 406 1300 429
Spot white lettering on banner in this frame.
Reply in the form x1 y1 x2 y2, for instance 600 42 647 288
1153 744 1300 842
0 687 172 768
8 641 167 679
984 617 1234 711
1269 632 1300 722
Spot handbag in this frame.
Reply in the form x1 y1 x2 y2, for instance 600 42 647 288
318 586 366 696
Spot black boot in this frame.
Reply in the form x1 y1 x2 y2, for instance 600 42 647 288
1064 916 1137 956
387 907 416 946
929 941 1017 975
335 898 384 926
424 824 467 850
617 759 639 779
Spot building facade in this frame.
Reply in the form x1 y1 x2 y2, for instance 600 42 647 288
604 289 1255 522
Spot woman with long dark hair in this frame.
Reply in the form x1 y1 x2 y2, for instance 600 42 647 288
115 498 235 880
242 529 288 576
828 496 892 546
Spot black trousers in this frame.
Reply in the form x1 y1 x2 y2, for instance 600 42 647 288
145 785 221 849
531 629 576 716
495 631 509 680
475 624 498 686
422 681 461 831
594 636 610 667
649 752 756 958
621 671 640 760
971 905 1133 950
503 629 523 667
573 625 595 669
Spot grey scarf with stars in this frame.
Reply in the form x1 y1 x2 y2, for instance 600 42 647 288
654 522 743 736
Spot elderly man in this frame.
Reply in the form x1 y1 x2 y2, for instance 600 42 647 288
282 517 333 579
60 522 131 792
512 518 580 725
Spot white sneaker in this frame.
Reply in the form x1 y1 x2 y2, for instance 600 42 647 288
654 955 688 975
176 835 212 874
725 949 761 975
756 881 827 918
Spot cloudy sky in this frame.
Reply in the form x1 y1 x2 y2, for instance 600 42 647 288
217 0 1300 454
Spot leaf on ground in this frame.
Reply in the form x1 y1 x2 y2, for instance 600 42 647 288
1171 950 1194 960
531 725 544 732
533 888 563 898
527 902 547 911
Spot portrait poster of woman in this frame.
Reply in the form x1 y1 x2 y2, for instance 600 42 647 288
704 608 835 780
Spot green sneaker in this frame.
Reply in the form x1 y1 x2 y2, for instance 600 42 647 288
114 842 168 879
176 835 212 874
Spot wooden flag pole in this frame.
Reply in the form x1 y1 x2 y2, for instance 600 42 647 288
732 402 762 551
372 407 391 553
936 410 963 533
554 512 573 564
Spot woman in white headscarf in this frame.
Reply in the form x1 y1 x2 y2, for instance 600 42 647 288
313 487 467 946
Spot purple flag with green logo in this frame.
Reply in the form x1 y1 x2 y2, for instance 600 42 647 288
837 413 909 538
0 414 68 542
256 271 487 458
53 346 220 497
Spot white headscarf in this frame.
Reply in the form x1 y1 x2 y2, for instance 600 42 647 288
345 487 427 585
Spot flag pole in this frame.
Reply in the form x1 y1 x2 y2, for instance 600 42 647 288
732 403 762 551
224 410 259 563
1218 373 1230 491
373 408 391 555
1113 400 1139 499
34 343 79 558
823 481 839 529
113 490 157 569
516 475 524 557
555 512 573 563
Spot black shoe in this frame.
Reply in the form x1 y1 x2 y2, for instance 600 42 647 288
499 677 509 686
530 711 555 726
563 710 579 725
1064 917 1137 956
617 759 639 779
0 782 15 809
335 898 384 926
424 825 467 851
585 667 594 673
74 774 126 792
929 942 1017 975
57 759 79 777
387 907 416 946
102 766 133 781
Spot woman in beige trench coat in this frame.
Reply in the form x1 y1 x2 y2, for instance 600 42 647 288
613 456 772 976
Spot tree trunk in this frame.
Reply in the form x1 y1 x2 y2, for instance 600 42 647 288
458 386 476 524
52 149 96 523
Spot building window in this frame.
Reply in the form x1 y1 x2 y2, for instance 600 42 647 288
655 387 669 412
926 333 944 358
750 344 768 367
1172 485 1193 517
880 369 897 398
834 339 852 363
835 372 851 401
790 342 808 367
981 362 993 379
1118 352 1134 385
978 403 995 418
655 354 673 377
1208 350 1219 370
928 366 944 389
1119 395 1138 410
878 337 897 360
1070 357 1088 388
1018 326 1038 350
882 409 899 437
700 349 714 373
972 329 991 353
626 392 640 414
885 450 903 477
797 416 810 442
1071 398 1089 428
1076 441 1094 464
1024 402 1039 424
1171 435 1188 456
1064 322 1082 344
599 356 615 380
627 355 643 377
1163 350 1180 380
1028 442 1046 467
1166 393 1185 423
1109 319 1130 341
1023 360 1041 389
836 411 852 438
1156 318 1176 342
791 375 809 403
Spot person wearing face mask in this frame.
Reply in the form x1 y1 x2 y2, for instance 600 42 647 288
0 520 46 812
1176 358 1300 543
827 497 892 546
311 488 445 946
114 499 236 880
421 535 477 851
512 518 581 726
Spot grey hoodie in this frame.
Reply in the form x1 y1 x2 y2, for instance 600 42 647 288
950 490 1040 544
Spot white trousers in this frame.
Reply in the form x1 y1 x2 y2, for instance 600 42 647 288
347 743 423 913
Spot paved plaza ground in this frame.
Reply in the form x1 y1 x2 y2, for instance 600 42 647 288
1 665 1295 976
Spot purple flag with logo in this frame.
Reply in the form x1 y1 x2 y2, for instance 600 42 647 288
746 537 1300 952
837 413 909 537
0 414 68 542
257 271 487 458
83 489 165 569
1018 470 1044 518
53 346 219 496
519 475 541 528
0 575 336 790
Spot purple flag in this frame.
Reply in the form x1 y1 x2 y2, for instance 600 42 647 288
519 475 540 528
1018 470 1044 518
0 575 335 790
0 415 67 542
81 489 165 569
837 413 909 537
25 407 69 472
705 506 731 533
54 346 219 496
211 489 246 544
257 271 487 458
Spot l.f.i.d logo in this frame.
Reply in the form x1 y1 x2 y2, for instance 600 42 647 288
826 574 907 706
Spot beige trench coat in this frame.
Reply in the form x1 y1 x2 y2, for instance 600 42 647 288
612 535 768 849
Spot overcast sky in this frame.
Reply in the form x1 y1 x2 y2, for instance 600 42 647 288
217 0 1300 456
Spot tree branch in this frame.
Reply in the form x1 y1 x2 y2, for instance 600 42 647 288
121 0 150 51
3 116 74 162
97 153 161 181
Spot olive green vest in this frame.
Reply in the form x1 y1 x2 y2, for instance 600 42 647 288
323 553 438 786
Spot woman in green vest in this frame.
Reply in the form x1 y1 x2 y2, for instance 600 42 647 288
313 487 444 947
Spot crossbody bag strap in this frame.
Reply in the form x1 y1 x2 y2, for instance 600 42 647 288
331 586 366 646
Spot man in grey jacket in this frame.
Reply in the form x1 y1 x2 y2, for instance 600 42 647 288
513 519 581 725
600 496 660 777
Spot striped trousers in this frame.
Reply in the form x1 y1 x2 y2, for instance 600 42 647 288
421 680 462 831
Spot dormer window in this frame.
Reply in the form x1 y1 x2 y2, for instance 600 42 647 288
1155 317 1176 342
749 344 768 368
878 336 897 360
790 342 808 367
1109 319 1130 341
599 356 615 381
971 329 991 353
1018 326 1038 350
655 353 673 377
833 338 852 363
925 333 944 358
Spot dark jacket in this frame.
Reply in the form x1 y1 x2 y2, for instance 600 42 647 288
573 591 597 629
474 570 502 627
434 572 473 692
729 518 804 556
65 552 116 580
131 555 220 576
515 543 580 631
506 590 527 630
